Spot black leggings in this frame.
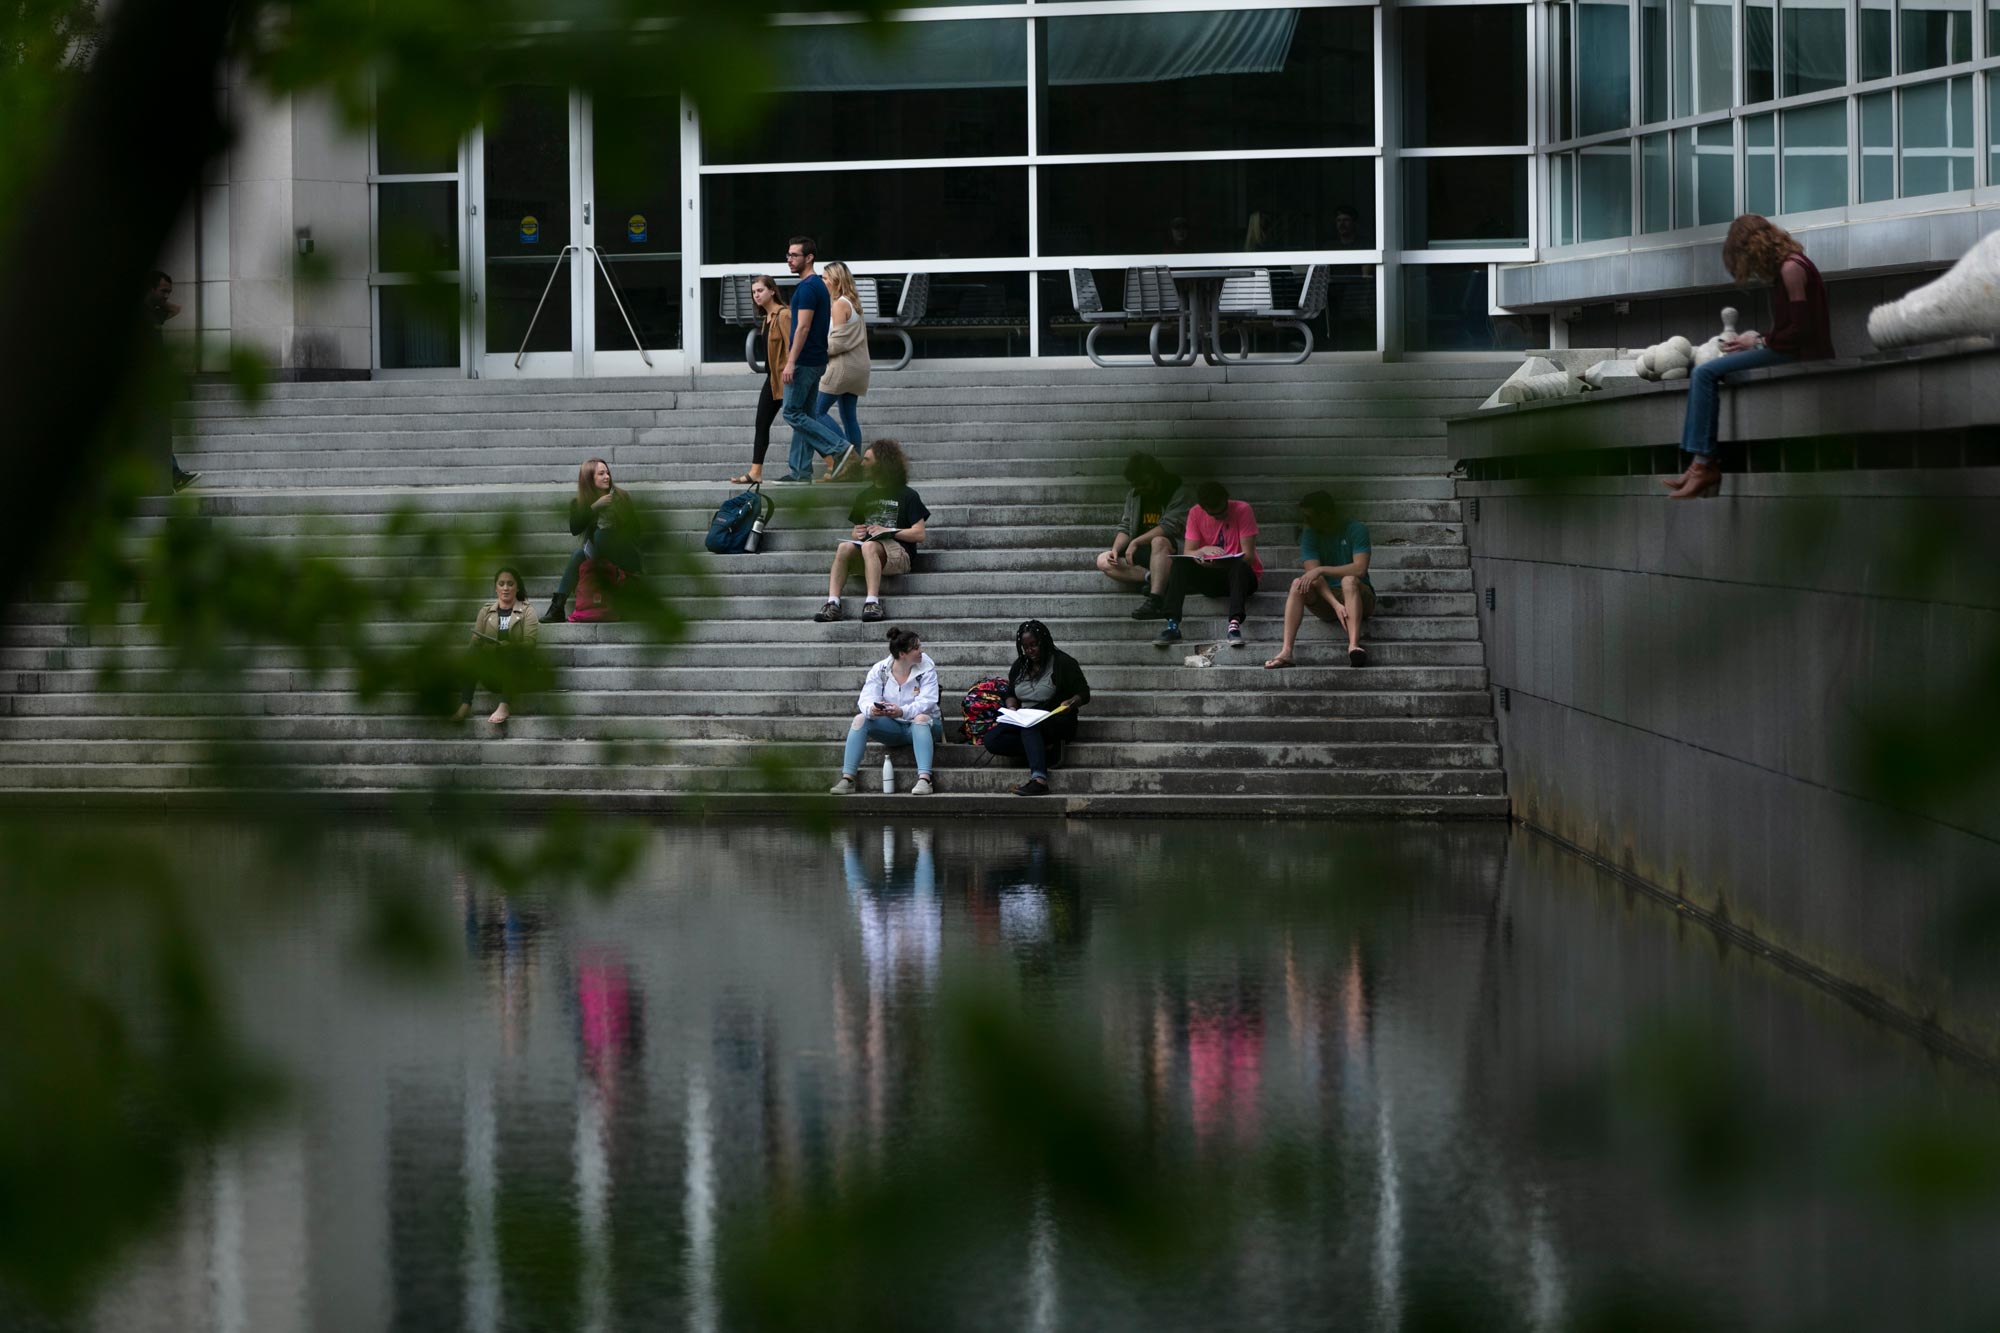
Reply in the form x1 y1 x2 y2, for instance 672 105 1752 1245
1164 559 1259 621
984 714 1078 779
751 388 782 467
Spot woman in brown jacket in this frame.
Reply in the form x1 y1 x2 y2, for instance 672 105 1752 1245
457 567 540 727
732 275 791 486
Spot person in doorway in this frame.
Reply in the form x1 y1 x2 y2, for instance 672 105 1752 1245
546 458 644 622
1153 481 1261 649
829 626 942 796
730 276 790 486
1665 214 1833 500
814 439 929 624
1101 451 1195 618
814 260 869 480
1264 491 1373 670
144 271 199 493
777 235 853 482
458 567 540 727
983 619 1091 798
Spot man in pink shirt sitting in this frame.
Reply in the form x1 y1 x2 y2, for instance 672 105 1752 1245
1152 481 1261 649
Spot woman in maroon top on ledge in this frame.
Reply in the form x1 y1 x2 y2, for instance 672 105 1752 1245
1667 214 1834 500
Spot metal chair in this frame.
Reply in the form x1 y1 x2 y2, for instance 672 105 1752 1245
1071 267 1189 369
872 273 929 371
1211 265 1330 366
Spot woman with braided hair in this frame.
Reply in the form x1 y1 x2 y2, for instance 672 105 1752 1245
982 619 1091 797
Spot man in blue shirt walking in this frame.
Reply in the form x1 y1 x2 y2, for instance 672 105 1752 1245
1264 490 1374 670
777 235 854 481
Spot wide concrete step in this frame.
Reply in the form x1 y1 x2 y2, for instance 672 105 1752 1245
0 687 1497 720
0 712 1497 745
153 477 1458 503
0 760 1507 797
0 737 1502 772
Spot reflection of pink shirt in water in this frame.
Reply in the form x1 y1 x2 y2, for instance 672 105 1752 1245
577 951 631 1071
1187 1004 1264 1141
1183 500 1263 577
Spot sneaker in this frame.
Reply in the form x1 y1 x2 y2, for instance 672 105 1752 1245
813 600 843 623
910 776 934 796
172 470 201 493
773 473 811 484
830 446 860 481
1227 621 1245 647
1129 596 1169 621
861 601 886 623
828 775 856 795
1153 624 1183 648
1012 777 1050 796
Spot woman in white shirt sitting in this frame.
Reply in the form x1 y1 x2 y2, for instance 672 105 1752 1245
830 626 942 795
457 567 540 727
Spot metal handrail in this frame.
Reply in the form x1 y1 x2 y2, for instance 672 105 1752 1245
512 244 656 369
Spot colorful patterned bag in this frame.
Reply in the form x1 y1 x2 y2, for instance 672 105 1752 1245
959 677 1009 746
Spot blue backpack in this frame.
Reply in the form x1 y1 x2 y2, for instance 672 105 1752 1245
705 486 774 554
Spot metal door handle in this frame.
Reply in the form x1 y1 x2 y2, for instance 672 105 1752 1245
583 202 591 225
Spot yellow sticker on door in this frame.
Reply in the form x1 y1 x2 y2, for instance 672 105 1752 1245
519 215 540 245
627 214 648 243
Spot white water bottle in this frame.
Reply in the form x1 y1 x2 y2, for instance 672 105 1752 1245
880 753 895 793
745 512 766 552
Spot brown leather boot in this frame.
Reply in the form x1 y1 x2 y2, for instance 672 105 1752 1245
1665 456 1722 499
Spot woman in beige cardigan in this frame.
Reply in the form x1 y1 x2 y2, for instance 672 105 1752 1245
814 260 870 482
732 274 790 486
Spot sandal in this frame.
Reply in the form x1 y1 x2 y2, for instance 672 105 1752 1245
728 473 755 486
1263 655 1296 670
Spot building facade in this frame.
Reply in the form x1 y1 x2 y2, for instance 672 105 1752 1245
157 0 1999 378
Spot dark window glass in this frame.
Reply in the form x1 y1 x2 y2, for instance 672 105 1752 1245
379 284 460 369
1040 8 1373 154
1640 0 1669 123
484 87 572 355
700 272 1029 363
1039 267 1376 356
1038 159 1373 257
1550 3 1574 141
1901 5 1972 72
703 21 1026 164
1403 265 1546 352
1403 158 1529 247
703 167 1026 264
1782 0 1846 96
593 93 682 350
1578 0 1632 134
1405 8 1526 147
377 182 459 273
1746 0 1776 102
376 88 458 175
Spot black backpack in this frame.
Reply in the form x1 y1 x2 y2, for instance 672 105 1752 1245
706 485 774 554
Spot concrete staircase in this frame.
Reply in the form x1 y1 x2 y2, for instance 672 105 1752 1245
0 363 1511 815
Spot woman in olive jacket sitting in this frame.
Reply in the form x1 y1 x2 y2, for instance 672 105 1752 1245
458 566 539 727
982 619 1091 796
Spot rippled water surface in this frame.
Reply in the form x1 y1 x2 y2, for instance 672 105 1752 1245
32 819 2000 1331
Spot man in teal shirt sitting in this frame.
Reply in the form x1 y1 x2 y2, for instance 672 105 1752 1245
1264 490 1373 670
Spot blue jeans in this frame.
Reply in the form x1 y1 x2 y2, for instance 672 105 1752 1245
783 364 848 479
815 391 862 447
1679 347 1792 458
842 713 943 778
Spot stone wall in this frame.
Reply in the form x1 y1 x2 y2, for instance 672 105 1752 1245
1449 349 2000 1056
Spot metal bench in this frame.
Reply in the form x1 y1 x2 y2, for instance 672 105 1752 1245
721 273 925 373
1209 265 1331 366
1070 267 1191 369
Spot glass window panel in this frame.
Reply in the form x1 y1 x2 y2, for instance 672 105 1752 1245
1404 157 1529 247
376 88 458 176
1403 265 1548 351
1405 7 1526 146
1672 0 1734 116
1043 8 1372 155
1782 0 1846 96
1746 113 1777 214
1551 2 1575 141
1037 158 1373 256
1578 1 1632 134
1992 0 2000 61
1781 101 1847 211
377 182 459 273
1580 140 1633 241
1674 123 1736 226
1991 77 2000 188
379 284 460 369
1861 92 1896 201
1551 151 1576 246
1900 78 1975 195
703 21 1026 164
484 87 572 356
1640 132 1671 232
1040 267 1375 356
703 167 1027 264
1642 0 1670 124
1745 0 1777 102
593 94 683 351
1901 0 1973 72
1860 0 1894 81
702 271 1031 364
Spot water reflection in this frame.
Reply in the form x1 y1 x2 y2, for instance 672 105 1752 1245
59 821 2000 1331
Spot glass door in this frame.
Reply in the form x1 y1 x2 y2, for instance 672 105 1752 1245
481 86 577 376
582 94 684 375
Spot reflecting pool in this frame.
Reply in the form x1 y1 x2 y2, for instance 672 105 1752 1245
11 819 2000 1331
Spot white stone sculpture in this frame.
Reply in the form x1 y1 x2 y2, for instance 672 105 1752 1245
1634 335 1694 380
1497 370 1580 404
1582 357 1642 389
1867 230 2000 349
